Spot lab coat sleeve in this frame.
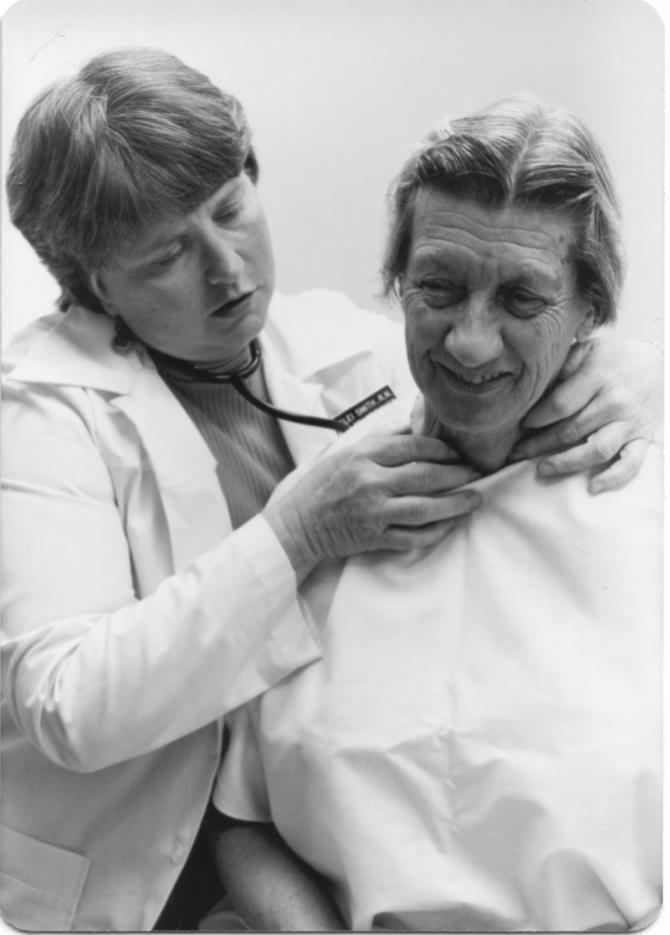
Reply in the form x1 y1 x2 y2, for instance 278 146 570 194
1 381 321 773
212 704 272 821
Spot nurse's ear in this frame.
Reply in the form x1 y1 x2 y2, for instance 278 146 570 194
88 272 115 317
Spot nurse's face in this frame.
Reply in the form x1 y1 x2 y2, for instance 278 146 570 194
91 173 275 367
400 189 594 438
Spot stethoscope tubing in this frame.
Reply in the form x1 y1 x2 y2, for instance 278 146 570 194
230 375 347 432
146 337 346 433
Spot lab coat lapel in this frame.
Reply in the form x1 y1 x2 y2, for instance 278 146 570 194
112 367 232 570
260 338 340 466
6 307 229 569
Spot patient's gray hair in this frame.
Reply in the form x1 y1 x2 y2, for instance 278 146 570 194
382 94 623 325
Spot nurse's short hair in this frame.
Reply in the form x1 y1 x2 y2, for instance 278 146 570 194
6 47 259 314
382 93 623 326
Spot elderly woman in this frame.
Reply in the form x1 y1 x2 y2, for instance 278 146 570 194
212 96 662 932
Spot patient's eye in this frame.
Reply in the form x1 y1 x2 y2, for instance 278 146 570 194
415 278 465 308
500 286 548 318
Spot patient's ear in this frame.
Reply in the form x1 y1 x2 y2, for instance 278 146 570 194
575 302 597 342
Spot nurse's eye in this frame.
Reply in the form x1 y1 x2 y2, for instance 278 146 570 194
501 287 548 318
153 241 187 268
213 202 241 226
415 279 465 308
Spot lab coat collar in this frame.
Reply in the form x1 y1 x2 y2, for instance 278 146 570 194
261 292 375 382
5 292 376 392
260 292 381 464
261 354 338 466
4 305 144 394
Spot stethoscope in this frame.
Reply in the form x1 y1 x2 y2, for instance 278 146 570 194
113 319 349 433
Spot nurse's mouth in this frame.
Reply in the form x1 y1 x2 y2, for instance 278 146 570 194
210 291 255 318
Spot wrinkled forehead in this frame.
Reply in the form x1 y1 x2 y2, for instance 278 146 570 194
409 188 577 285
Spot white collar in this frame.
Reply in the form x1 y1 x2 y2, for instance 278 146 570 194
5 305 144 394
5 291 378 394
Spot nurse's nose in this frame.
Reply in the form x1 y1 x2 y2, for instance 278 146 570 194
204 231 244 285
443 298 504 368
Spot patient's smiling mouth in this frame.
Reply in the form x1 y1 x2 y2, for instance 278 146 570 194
436 361 515 393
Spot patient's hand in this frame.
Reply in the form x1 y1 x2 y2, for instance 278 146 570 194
509 334 662 493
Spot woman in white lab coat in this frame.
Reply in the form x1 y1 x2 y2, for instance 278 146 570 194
1 52 660 931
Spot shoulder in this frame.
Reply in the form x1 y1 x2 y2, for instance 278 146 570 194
483 453 662 568
3 305 147 395
2 310 65 374
2 307 150 458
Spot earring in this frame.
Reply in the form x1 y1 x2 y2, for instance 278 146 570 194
112 316 134 354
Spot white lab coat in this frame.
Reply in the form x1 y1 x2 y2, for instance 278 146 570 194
0 289 412 931
215 406 662 932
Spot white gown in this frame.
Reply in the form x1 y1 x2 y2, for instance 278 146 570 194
214 414 662 933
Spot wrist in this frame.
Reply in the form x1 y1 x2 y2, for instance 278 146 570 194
263 503 318 584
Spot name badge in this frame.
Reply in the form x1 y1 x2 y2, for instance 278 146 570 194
335 385 396 430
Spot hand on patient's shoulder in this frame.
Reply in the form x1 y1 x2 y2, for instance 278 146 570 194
509 334 662 493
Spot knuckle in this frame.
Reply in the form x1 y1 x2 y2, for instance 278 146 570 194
414 463 436 492
589 434 618 463
352 459 381 490
556 420 584 446
607 387 631 413
549 389 576 419
409 500 430 525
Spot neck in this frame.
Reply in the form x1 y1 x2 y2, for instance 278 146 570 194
422 403 522 474
194 346 254 374
148 340 261 383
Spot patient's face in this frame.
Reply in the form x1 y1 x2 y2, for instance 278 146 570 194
400 190 594 437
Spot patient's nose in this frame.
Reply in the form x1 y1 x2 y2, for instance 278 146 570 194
443 300 504 368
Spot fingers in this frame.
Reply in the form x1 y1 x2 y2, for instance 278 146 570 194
588 438 650 494
511 404 615 462
365 433 463 467
383 518 459 551
386 461 481 495
385 489 483 527
382 488 483 550
534 421 630 479
522 368 604 430
509 423 574 462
